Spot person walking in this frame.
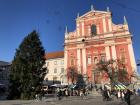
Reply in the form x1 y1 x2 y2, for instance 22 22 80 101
102 87 109 101
65 89 68 97
124 89 132 105
57 88 62 100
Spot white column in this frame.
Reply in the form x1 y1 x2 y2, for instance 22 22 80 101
128 43 137 72
64 50 67 71
64 50 68 84
82 48 87 74
82 22 85 36
103 18 107 33
77 23 80 37
111 45 117 60
105 46 110 60
88 26 91 36
97 24 100 34
77 48 81 73
108 17 112 32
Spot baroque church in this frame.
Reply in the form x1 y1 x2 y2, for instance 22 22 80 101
64 6 136 85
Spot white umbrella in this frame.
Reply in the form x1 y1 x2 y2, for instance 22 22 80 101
51 84 61 87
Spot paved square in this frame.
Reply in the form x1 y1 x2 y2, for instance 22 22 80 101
0 95 140 105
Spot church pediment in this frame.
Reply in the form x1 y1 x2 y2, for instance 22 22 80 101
77 10 110 21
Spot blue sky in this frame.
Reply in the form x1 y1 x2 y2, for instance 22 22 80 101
0 0 140 72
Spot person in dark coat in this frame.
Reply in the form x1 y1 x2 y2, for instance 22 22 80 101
102 87 109 101
124 89 132 105
57 88 62 100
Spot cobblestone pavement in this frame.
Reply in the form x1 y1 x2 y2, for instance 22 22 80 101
0 95 140 105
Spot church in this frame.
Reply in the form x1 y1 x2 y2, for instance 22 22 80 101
64 6 136 85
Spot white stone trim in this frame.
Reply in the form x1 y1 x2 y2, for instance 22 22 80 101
77 23 80 37
79 14 111 22
108 18 112 32
88 25 91 36
111 45 117 60
64 50 67 70
67 33 130 43
82 48 87 74
66 41 131 50
105 46 110 60
103 18 107 33
82 22 85 36
77 11 110 21
97 24 100 34
77 49 81 73
128 43 137 72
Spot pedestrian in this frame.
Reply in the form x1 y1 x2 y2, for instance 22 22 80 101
80 89 83 96
107 89 111 98
80 88 85 99
83 88 86 95
124 89 132 105
102 88 109 101
57 88 62 100
90 83 93 91
117 90 121 99
120 90 125 101
95 85 97 91
65 89 68 97
137 88 140 96
104 89 109 101
133 89 136 96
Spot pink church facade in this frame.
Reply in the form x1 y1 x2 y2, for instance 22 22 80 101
64 7 136 84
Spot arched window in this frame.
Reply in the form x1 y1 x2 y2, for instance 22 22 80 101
101 55 105 62
91 24 97 36
87 56 91 65
94 57 98 64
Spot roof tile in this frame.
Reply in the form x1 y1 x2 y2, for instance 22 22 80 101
45 51 64 60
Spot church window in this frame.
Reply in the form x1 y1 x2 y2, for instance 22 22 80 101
61 60 64 65
101 55 106 62
93 56 98 64
54 68 57 73
61 68 64 73
91 24 97 36
87 56 91 65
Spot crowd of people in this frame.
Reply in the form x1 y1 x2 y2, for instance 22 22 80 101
100 86 136 105
56 87 89 100
35 84 139 105
35 85 90 101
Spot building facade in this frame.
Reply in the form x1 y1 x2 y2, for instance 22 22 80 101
44 51 67 85
0 61 11 95
64 6 136 84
